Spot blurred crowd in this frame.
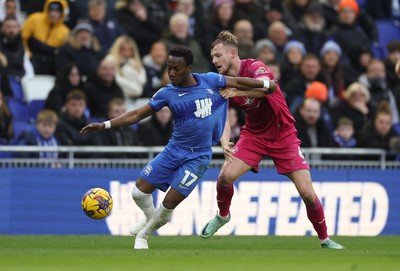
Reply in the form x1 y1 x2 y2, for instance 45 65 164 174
1 0 400 159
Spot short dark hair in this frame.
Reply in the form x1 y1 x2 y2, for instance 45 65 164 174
387 41 400 53
66 89 86 103
168 45 194 66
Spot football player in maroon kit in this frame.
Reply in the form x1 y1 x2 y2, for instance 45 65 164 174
201 31 344 249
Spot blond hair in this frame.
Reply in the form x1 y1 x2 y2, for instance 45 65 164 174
67 33 101 52
211 30 238 49
344 82 371 102
37 109 58 124
108 35 144 72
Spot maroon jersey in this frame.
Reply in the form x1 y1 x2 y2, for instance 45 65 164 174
230 59 296 140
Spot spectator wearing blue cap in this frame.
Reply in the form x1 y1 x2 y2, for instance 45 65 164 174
253 38 277 65
319 40 345 107
280 40 307 89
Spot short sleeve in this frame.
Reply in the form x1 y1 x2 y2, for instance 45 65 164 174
248 61 273 80
148 88 169 112
205 72 226 89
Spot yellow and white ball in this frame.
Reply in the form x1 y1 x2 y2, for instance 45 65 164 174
81 188 113 219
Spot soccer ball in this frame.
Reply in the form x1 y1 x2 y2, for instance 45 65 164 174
81 188 113 219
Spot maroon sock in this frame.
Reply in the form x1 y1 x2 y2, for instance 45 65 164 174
306 197 328 240
216 182 234 217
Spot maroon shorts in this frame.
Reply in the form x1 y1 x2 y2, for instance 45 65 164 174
233 131 310 174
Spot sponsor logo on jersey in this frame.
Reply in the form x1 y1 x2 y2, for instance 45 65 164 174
255 66 268 76
194 98 213 118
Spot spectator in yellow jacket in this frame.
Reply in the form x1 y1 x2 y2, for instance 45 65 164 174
21 0 69 75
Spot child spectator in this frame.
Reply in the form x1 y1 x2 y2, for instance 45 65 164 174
333 117 357 147
17 109 59 158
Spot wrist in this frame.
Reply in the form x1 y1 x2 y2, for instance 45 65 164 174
103 120 111 129
263 80 270 89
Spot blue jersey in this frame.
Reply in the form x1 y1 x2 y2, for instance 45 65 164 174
148 72 228 149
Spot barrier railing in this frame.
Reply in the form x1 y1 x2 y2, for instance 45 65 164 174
0 146 396 169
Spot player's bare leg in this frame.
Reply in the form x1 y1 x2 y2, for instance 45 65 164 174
201 157 252 238
286 169 345 249
135 188 185 249
130 178 157 236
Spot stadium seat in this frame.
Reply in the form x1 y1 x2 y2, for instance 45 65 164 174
8 75 24 101
8 98 29 121
356 0 366 8
12 119 31 140
28 100 46 120
376 20 400 55
21 75 55 103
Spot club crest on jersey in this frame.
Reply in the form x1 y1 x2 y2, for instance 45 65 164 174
255 66 268 76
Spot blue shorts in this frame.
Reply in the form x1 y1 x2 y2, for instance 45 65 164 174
139 143 212 197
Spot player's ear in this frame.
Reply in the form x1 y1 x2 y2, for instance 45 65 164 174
187 64 193 72
230 48 237 58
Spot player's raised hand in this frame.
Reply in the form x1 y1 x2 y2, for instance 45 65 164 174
219 88 238 99
80 122 104 135
222 142 235 163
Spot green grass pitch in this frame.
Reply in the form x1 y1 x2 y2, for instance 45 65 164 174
1 236 399 271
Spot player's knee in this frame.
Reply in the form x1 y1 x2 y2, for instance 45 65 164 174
131 184 145 200
218 172 235 185
300 190 316 205
162 200 178 210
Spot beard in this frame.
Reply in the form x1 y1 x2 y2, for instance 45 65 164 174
304 16 325 32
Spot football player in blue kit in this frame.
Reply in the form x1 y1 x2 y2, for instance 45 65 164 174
80 45 277 249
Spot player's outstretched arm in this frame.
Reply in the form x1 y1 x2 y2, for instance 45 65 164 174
80 104 154 134
224 76 277 92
